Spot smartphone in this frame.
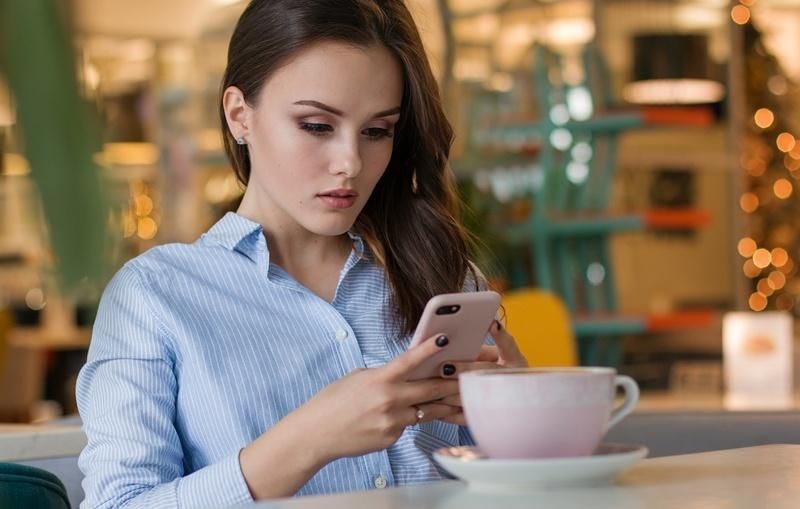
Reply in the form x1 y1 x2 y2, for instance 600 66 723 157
405 291 501 381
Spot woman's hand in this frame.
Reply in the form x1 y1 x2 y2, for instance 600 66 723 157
436 320 529 425
298 333 462 463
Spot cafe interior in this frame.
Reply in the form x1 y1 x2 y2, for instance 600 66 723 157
0 0 799 507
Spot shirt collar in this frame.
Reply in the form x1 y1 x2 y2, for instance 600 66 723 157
201 212 265 263
202 211 366 263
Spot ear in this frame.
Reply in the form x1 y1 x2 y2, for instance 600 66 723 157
222 86 251 141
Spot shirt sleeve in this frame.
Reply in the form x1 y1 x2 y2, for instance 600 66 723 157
76 263 254 509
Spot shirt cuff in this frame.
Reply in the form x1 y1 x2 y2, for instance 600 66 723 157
458 425 476 446
177 449 254 508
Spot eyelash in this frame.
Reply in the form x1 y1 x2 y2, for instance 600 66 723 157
299 123 394 140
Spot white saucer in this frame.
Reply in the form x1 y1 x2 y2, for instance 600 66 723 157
433 443 648 492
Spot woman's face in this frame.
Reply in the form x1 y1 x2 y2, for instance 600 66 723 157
233 41 403 237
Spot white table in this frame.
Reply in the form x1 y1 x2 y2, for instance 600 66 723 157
238 445 800 509
0 424 86 461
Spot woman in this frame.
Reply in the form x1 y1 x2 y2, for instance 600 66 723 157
77 1 527 507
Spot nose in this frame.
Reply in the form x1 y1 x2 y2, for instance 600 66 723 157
330 137 362 178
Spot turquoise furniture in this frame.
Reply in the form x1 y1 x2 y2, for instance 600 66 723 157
460 44 713 366
0 462 71 509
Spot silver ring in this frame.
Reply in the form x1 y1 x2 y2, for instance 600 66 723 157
414 406 425 424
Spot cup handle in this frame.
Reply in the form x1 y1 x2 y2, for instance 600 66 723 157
606 375 640 432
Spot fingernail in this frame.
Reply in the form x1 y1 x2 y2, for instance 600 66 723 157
435 335 449 347
442 364 456 376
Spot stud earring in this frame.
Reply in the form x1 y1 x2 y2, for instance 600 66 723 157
236 136 246 146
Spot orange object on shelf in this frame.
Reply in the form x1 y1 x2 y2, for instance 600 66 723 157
644 208 713 229
641 106 716 126
646 310 715 332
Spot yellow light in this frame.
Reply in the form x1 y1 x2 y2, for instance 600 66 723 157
133 194 154 217
771 248 789 267
739 193 759 213
137 217 158 240
768 271 787 290
731 5 751 24
773 178 793 199
743 259 761 278
122 212 137 238
776 132 796 153
748 292 767 311
2 153 31 176
779 259 795 274
754 108 774 128
740 0 757 6
100 142 160 167
785 155 800 171
753 248 772 268
738 237 758 257
757 278 774 296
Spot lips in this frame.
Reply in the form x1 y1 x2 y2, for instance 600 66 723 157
317 188 358 209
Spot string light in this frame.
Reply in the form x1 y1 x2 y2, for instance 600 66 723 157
740 193 759 213
731 5 751 25
771 248 789 267
753 248 772 268
748 292 767 311
773 178 793 199
776 132 796 152
738 237 758 257
754 108 774 128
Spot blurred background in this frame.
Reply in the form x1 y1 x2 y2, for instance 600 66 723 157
1 0 799 422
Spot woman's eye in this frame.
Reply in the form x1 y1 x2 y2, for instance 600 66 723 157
299 123 333 136
363 127 394 140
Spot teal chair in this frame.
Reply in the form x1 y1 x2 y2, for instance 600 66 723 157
0 463 70 509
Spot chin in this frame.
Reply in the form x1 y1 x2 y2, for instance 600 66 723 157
302 214 358 237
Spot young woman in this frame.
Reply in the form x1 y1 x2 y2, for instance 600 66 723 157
77 1 527 507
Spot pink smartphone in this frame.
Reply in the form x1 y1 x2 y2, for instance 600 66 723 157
405 291 501 381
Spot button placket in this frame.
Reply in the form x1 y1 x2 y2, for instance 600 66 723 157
335 327 349 341
373 475 387 489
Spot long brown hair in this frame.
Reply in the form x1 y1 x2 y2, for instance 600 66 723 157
220 0 476 335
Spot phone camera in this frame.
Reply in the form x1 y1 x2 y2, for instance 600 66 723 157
436 305 461 315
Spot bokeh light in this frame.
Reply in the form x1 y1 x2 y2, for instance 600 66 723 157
776 132 796 153
731 5 751 24
738 237 757 257
753 108 774 128
753 248 772 269
773 178 793 199
748 292 767 311
740 193 759 213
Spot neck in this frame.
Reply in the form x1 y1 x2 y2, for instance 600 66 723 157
236 191 351 273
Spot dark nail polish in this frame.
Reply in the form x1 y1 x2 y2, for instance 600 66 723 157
442 364 456 376
435 335 449 347
494 320 503 331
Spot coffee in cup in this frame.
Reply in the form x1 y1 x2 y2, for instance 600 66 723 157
459 367 639 459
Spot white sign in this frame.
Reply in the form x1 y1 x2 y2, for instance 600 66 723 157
723 312 794 409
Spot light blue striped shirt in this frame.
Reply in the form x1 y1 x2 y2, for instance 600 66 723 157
77 212 478 509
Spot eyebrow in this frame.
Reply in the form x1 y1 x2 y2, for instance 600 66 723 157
293 100 401 119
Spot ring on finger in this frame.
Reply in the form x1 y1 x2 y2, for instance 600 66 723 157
413 406 425 424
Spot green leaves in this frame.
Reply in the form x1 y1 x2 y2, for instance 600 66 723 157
1 0 109 293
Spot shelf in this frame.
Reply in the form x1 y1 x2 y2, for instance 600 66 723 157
503 208 711 241
574 310 715 337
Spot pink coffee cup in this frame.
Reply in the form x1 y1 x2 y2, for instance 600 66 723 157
459 367 639 459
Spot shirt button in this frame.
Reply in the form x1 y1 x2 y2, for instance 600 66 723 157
335 328 348 341
373 475 387 489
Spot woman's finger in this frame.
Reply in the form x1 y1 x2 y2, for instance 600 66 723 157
489 320 528 367
475 345 499 362
407 403 460 426
438 394 461 407
437 412 467 426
